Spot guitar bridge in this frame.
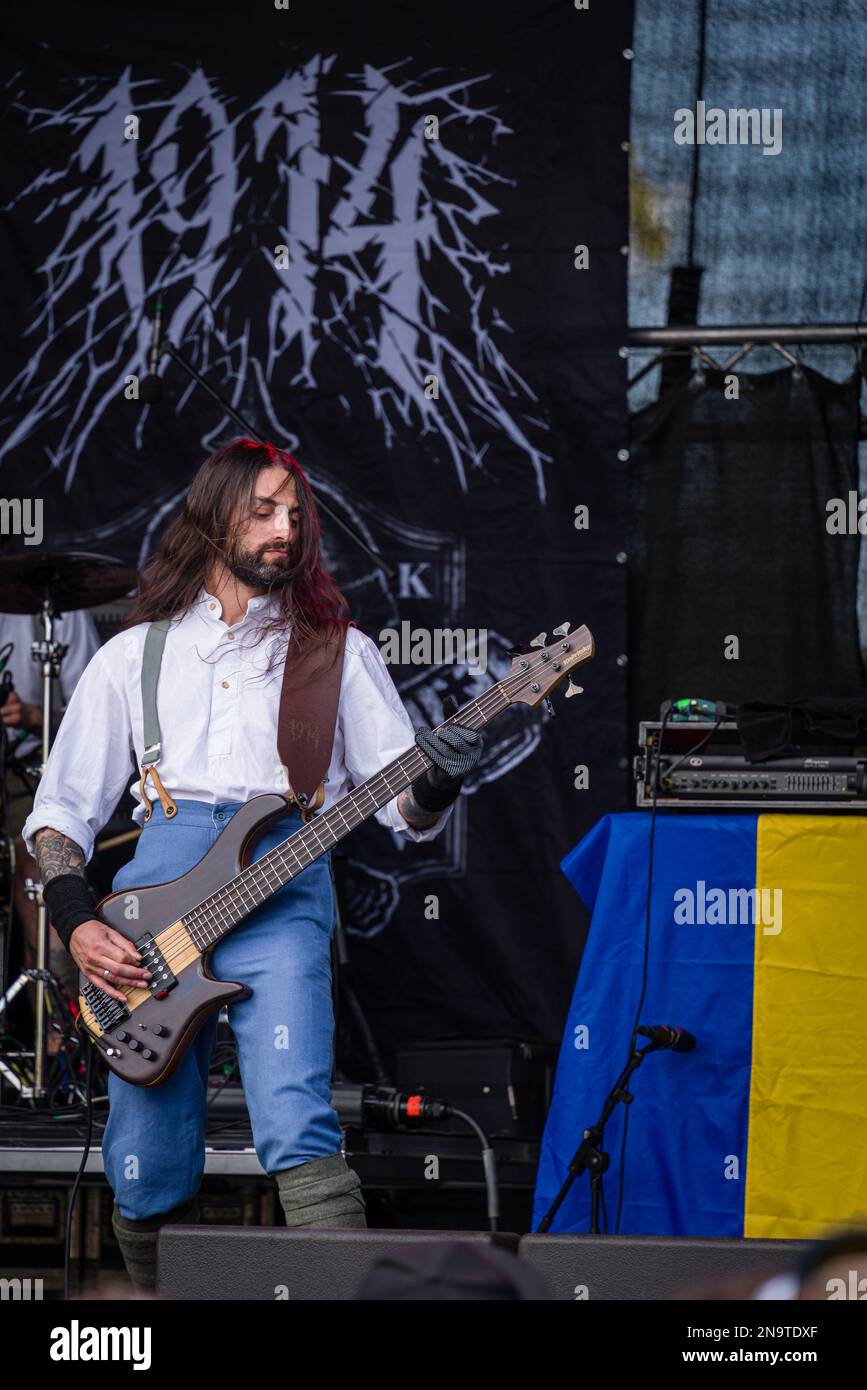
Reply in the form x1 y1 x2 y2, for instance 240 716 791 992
81 980 130 1035
136 931 177 999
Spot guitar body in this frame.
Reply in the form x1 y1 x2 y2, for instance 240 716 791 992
77 794 293 1087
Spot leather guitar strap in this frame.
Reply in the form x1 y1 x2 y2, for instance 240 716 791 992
277 619 348 820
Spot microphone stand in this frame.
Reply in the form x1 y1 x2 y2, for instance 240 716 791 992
536 1033 662 1235
159 338 395 581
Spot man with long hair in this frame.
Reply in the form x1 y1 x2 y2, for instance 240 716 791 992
22 438 482 1292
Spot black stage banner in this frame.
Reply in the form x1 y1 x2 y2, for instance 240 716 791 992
0 1 631 1057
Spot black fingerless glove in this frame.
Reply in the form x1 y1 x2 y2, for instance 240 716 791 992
409 766 462 813
41 874 96 954
411 719 484 813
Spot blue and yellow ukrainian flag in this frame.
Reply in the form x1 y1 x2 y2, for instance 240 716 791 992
532 813 867 1238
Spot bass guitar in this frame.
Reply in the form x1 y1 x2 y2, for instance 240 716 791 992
77 622 593 1084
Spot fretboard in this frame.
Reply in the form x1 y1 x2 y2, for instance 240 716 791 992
182 683 510 951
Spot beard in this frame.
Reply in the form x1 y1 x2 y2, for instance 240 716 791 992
226 542 296 590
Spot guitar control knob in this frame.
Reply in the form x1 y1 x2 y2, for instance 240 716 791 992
115 1030 128 1042
142 1049 155 1061
151 1024 167 1037
127 1038 140 1051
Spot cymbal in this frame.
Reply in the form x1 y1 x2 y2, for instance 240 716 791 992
0 551 138 614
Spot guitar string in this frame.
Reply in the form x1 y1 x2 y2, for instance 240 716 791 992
102 638 587 1002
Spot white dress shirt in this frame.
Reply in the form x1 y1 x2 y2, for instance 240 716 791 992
23 586 453 864
0 608 102 762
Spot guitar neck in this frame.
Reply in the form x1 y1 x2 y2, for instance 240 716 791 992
182 683 510 951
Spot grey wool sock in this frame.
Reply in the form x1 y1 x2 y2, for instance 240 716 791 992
112 1195 200 1291
275 1152 367 1229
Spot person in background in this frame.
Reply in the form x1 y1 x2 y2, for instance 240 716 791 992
0 606 101 1012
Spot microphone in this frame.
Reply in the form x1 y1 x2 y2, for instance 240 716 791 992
140 299 164 404
636 1023 696 1053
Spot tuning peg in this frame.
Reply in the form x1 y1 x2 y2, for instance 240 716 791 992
553 622 571 637
565 679 584 699
529 632 547 648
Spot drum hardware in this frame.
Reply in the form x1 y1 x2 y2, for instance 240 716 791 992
0 551 137 1101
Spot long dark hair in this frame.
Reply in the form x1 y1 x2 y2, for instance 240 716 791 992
124 438 350 668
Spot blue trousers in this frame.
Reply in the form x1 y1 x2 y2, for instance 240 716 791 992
102 799 343 1219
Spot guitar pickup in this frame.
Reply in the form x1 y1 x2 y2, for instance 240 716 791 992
135 932 177 998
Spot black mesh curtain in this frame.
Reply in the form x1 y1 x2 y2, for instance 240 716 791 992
628 365 864 726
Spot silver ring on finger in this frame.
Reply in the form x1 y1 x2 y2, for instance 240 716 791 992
103 968 113 982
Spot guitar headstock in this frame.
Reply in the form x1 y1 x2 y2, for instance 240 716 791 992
505 622 594 709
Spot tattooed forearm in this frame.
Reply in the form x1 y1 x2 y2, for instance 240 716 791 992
397 787 443 830
34 828 87 885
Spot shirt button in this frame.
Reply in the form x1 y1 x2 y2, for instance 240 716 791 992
221 680 229 689
209 602 216 610
227 632 235 640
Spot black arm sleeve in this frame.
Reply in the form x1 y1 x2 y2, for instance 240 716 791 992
41 874 96 953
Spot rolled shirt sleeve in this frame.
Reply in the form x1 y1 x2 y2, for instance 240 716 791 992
22 642 135 865
340 630 455 843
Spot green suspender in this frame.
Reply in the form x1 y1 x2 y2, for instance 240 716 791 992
138 619 177 821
